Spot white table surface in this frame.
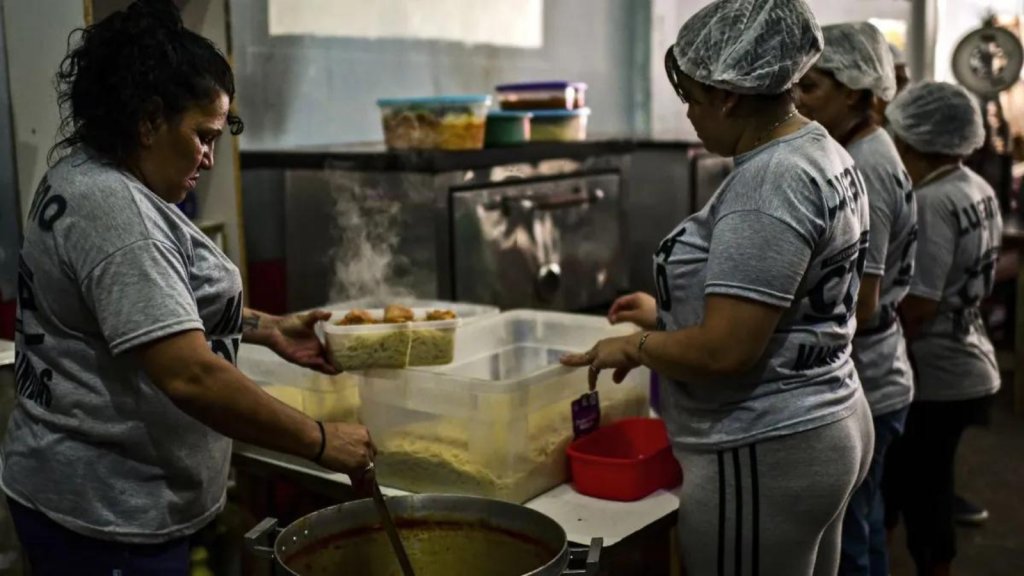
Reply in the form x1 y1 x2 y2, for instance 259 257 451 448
233 443 680 546
0 340 13 368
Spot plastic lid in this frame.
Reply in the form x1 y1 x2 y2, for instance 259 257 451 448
488 110 534 118
528 107 591 117
377 94 492 107
495 81 574 92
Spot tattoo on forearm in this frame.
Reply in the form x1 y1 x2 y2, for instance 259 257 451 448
242 313 260 333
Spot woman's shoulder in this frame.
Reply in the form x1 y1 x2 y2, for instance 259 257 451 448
920 167 986 206
38 149 190 257
727 126 848 209
46 148 141 201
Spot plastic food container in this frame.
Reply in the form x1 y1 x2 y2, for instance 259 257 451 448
529 108 590 142
377 95 491 151
570 82 588 109
325 299 498 326
567 418 682 501
318 309 461 370
485 111 532 147
237 344 361 422
358 310 650 503
496 81 584 111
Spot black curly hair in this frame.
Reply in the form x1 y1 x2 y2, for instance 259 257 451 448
50 0 243 165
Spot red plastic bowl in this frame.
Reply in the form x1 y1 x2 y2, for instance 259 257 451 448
567 417 683 501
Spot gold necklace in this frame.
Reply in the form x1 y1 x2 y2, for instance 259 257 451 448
752 109 798 149
917 163 961 189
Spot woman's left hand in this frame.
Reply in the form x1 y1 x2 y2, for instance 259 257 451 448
561 334 641 389
269 310 339 375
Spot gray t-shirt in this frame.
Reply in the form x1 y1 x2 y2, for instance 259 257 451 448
655 123 870 450
2 148 243 544
847 129 917 416
909 167 1001 401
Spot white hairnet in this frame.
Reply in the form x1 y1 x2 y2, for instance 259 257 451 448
889 43 907 66
885 81 985 157
671 0 824 95
816 23 896 101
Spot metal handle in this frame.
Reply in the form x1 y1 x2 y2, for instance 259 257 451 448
536 263 562 302
371 475 417 576
563 537 603 576
243 517 280 560
485 188 605 214
532 188 604 211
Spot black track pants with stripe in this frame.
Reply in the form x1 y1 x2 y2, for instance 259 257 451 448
676 393 874 576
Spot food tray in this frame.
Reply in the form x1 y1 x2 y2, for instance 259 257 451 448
237 344 361 422
318 309 460 370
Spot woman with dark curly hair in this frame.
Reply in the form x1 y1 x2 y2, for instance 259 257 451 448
1 1 375 572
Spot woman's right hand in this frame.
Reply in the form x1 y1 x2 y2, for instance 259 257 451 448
318 422 377 478
608 292 658 330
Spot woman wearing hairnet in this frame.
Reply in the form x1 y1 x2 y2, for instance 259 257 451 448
794 23 917 576
884 82 1001 576
872 43 911 127
562 0 873 573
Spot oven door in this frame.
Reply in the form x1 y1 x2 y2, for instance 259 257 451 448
451 173 625 311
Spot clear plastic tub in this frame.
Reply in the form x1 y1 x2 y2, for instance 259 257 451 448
529 108 590 142
377 95 491 150
237 344 361 422
325 299 498 326
496 82 581 111
318 309 461 370
359 310 650 503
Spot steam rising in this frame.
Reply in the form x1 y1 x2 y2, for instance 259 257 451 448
327 174 413 303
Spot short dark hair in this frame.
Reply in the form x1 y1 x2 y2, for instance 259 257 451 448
51 0 244 165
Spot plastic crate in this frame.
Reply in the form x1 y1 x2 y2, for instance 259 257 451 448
358 310 650 503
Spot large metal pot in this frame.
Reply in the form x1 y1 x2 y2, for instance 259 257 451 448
245 494 600 576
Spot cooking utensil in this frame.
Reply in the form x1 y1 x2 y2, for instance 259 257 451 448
244 494 602 575
367 463 417 576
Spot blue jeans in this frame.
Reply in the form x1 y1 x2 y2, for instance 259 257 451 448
7 497 190 576
838 406 909 576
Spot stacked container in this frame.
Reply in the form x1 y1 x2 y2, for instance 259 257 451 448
490 81 590 144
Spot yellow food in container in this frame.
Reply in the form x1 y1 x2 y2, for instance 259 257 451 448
318 308 461 370
358 310 652 503
377 95 491 150
237 344 361 423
